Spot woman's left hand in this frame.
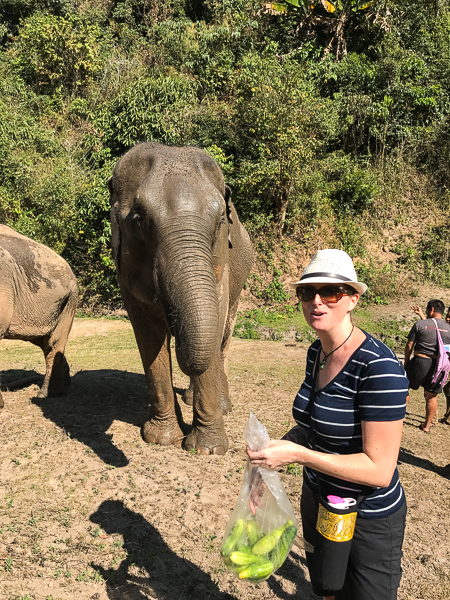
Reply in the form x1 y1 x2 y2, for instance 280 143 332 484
246 440 305 470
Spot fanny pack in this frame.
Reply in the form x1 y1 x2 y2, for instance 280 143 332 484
310 477 369 592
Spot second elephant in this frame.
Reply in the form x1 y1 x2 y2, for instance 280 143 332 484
0 225 78 406
109 142 253 455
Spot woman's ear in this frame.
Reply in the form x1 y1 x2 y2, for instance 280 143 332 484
349 293 360 312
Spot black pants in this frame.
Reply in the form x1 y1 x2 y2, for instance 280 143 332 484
301 483 406 599
405 356 442 394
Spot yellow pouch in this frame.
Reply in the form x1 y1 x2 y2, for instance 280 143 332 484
316 504 357 542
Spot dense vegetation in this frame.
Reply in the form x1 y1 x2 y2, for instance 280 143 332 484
0 0 449 308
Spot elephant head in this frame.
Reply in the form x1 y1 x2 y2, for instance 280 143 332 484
108 142 234 377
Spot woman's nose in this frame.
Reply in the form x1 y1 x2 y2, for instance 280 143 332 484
312 292 323 305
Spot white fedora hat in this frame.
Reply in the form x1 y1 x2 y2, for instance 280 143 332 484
290 249 368 295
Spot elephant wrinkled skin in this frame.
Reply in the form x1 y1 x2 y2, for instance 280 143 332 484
109 142 253 455
0 225 78 407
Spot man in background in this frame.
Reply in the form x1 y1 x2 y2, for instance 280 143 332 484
404 300 450 433
438 305 450 425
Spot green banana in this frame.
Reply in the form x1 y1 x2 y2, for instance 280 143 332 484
269 525 297 570
238 559 274 580
252 520 294 555
230 551 261 566
245 518 262 546
236 543 253 554
221 519 245 557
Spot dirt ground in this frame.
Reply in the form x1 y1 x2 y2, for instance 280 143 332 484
0 306 449 600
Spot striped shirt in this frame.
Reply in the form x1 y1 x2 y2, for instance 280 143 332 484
293 332 408 519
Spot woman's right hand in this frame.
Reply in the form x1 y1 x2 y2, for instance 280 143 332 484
247 439 307 471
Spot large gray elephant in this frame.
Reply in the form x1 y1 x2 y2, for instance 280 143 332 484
0 225 78 406
109 142 253 455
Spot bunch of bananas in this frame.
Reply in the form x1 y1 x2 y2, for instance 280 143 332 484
221 518 297 581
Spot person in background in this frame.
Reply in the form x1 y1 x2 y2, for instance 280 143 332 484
439 305 450 424
404 300 450 433
247 249 408 600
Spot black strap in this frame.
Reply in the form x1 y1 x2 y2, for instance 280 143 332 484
300 271 352 282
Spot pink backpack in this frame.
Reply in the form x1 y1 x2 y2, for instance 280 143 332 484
431 318 450 386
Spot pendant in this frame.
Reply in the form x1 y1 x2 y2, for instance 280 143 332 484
319 360 326 370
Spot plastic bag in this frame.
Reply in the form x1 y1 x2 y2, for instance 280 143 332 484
220 412 298 582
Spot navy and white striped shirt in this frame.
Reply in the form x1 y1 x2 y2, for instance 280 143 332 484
293 332 408 519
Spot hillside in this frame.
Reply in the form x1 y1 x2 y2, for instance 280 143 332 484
0 0 449 308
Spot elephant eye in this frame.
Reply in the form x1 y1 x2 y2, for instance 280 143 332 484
132 207 143 222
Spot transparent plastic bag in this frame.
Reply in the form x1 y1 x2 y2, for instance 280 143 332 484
220 412 299 582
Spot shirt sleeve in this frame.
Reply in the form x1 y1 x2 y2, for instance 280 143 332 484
357 354 408 422
407 322 419 343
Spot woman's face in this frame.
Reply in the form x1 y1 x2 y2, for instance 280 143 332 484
299 283 359 333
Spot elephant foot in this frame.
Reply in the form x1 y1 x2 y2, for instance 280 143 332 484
220 394 232 415
0 392 3 409
184 420 228 455
142 412 184 446
39 385 65 398
37 386 49 399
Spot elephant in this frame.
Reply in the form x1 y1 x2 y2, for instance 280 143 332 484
109 142 253 455
0 225 78 407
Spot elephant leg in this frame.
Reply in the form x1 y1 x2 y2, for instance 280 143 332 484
124 293 183 446
141 335 185 446
37 295 76 398
184 354 228 455
36 338 69 398
182 382 194 406
0 294 12 408
219 299 240 415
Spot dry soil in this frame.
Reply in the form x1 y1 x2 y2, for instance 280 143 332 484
0 309 449 600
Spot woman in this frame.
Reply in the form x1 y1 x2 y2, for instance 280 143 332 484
247 249 408 600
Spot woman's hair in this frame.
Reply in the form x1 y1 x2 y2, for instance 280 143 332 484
426 299 445 315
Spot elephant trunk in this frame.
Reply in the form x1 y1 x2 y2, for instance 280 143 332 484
159 224 220 377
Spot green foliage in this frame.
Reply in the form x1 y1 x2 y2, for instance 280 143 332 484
260 268 290 304
0 0 448 308
94 73 199 155
229 52 322 223
418 224 450 286
332 168 380 215
354 260 395 305
12 12 109 94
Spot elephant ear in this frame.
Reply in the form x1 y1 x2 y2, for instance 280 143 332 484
108 176 121 274
225 184 233 249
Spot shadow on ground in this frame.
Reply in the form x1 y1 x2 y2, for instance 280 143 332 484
398 446 437 474
90 499 238 600
0 368 43 390
33 370 153 468
90 500 311 600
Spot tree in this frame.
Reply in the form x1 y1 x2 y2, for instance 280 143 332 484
263 0 380 60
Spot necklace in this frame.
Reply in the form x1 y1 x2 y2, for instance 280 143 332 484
319 325 355 370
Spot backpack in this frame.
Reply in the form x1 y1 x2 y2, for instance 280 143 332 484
431 318 450 386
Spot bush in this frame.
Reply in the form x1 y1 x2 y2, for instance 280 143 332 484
332 169 380 216
12 12 109 95
93 73 199 156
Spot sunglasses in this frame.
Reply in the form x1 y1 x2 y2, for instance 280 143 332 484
296 285 356 303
